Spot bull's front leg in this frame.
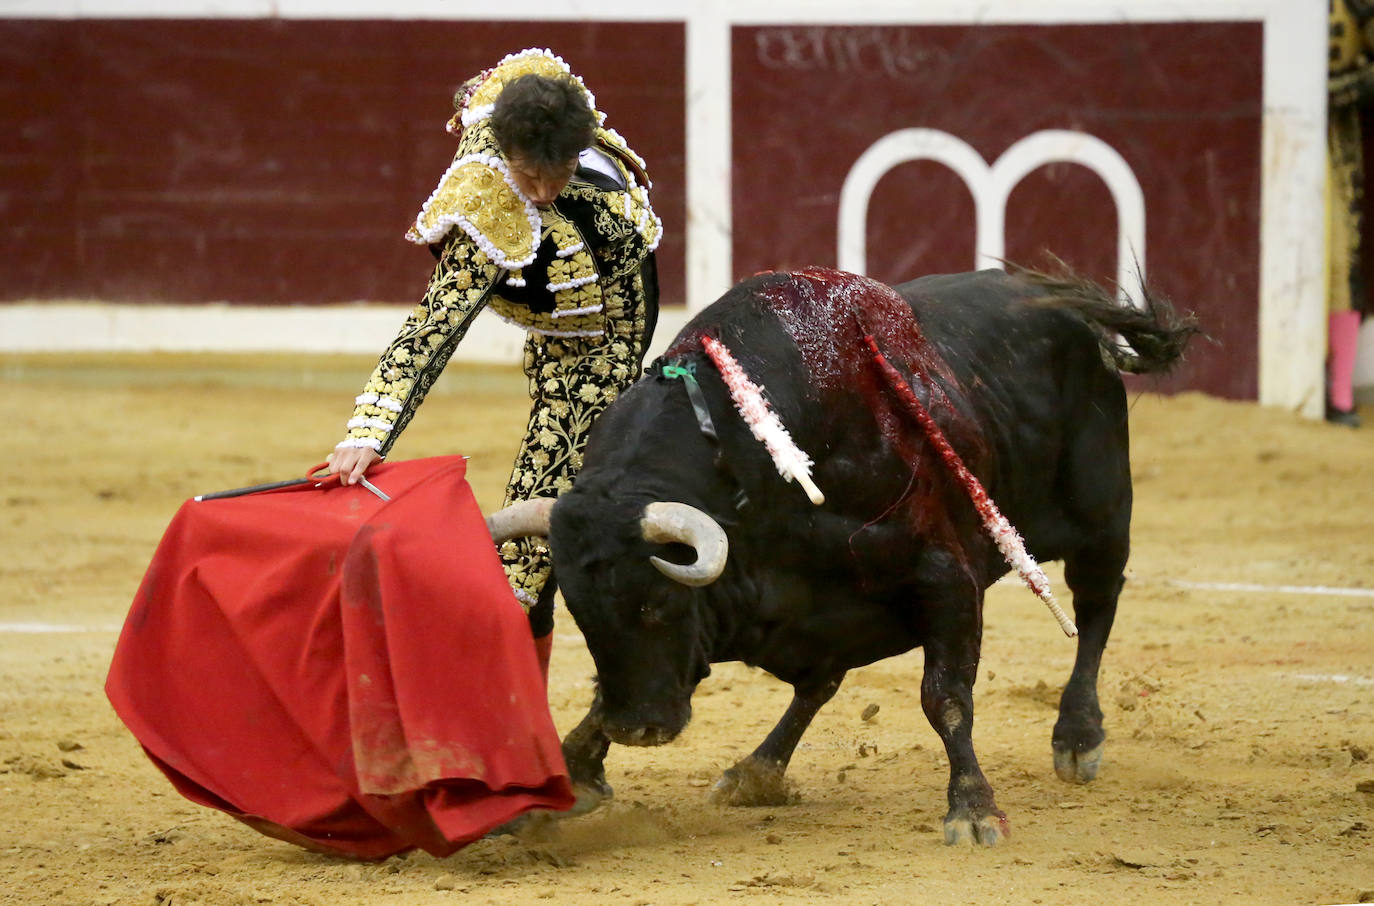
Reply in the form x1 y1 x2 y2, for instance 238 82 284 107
711 672 845 806
921 599 1007 846
560 691 614 816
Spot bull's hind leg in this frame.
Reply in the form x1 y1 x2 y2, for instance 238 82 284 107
916 568 1006 846
1052 540 1127 783
1051 379 1132 784
711 673 844 806
923 629 1007 845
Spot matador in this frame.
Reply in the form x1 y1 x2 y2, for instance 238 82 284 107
331 48 662 653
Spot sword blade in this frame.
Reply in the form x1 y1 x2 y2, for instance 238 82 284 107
194 477 315 502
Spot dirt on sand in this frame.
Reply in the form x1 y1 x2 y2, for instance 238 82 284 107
2 353 1373 906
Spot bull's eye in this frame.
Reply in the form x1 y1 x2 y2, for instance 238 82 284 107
639 601 669 627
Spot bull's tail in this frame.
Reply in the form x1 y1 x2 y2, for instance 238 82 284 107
1016 265 1202 375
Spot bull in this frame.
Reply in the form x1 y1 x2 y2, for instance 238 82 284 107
490 265 1198 845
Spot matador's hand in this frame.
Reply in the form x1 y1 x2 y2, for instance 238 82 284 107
326 446 382 486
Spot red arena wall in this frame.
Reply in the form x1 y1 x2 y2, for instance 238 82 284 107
732 22 1263 399
1 10 1320 406
0 19 687 307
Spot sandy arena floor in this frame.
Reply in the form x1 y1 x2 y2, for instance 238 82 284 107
2 352 1373 906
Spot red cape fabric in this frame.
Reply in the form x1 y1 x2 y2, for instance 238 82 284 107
105 456 573 859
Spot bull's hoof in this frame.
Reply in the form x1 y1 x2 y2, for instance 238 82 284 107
566 777 614 817
485 779 611 837
604 725 680 747
709 758 794 807
943 810 1010 846
1053 741 1104 784
485 810 554 838
486 780 610 835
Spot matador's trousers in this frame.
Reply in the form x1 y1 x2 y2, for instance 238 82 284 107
496 268 655 634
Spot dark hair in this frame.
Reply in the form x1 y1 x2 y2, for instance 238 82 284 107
489 73 597 169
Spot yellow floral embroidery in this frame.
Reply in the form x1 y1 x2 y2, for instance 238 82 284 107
498 303 648 607
339 236 500 454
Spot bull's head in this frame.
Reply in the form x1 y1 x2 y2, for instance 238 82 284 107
487 497 729 747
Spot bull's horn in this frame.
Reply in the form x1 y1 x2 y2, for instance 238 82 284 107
486 498 554 542
640 502 728 586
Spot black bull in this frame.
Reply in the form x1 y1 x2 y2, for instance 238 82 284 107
489 266 1198 845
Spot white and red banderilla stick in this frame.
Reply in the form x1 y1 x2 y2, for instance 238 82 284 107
702 335 826 506
864 335 1078 638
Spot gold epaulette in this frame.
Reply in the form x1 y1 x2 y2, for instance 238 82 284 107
406 150 542 267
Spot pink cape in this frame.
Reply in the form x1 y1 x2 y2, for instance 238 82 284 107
105 456 573 859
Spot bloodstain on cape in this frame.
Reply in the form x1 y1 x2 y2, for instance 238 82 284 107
105 456 573 860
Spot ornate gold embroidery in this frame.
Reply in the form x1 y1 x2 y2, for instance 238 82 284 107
407 146 541 266
546 253 596 292
463 49 596 125
339 241 499 453
546 218 585 256
499 293 649 607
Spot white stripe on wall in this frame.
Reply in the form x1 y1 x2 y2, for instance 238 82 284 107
0 303 695 365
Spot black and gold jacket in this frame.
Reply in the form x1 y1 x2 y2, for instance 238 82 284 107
339 48 661 455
